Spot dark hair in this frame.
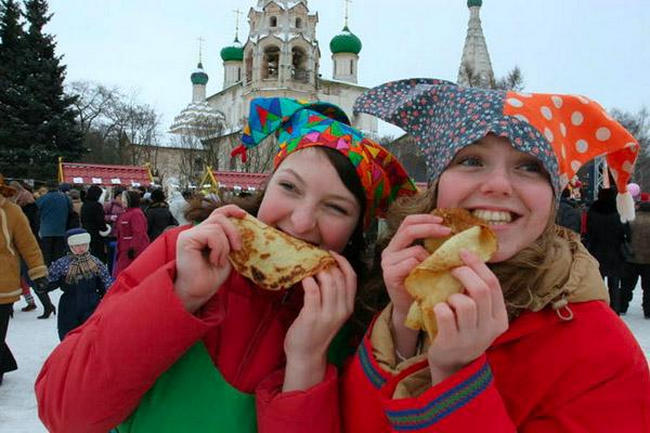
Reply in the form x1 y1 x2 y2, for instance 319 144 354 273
151 188 165 203
113 186 125 199
124 190 141 209
86 185 102 202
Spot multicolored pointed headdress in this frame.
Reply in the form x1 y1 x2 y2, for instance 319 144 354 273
354 78 640 222
233 97 417 227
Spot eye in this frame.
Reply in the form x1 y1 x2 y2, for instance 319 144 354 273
326 203 349 215
278 181 297 192
518 161 544 173
456 156 483 167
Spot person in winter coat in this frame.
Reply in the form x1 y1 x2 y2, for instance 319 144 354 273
34 97 416 433
10 181 41 312
0 174 49 386
620 199 650 317
255 80 650 433
556 188 582 233
80 185 110 263
112 190 149 277
45 228 112 340
168 189 190 226
67 189 82 229
586 187 626 312
145 188 178 241
36 181 71 265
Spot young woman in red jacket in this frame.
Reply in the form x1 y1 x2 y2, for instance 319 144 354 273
34 97 416 433
256 79 650 433
337 80 649 432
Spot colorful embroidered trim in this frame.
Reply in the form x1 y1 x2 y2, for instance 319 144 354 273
357 338 388 389
386 362 493 431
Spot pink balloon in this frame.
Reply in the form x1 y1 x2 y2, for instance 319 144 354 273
627 183 641 197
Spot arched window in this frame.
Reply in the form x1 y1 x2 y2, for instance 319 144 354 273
270 16 277 27
295 17 302 28
291 46 307 82
237 67 241 82
245 51 253 83
263 45 280 79
350 59 354 75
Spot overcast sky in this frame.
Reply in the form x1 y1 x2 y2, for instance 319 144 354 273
46 0 650 141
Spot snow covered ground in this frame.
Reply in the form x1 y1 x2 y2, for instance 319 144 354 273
1 287 649 432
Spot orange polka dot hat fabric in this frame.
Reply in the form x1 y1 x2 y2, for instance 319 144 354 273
353 78 639 197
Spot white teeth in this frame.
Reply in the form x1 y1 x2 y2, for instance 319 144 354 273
472 209 513 224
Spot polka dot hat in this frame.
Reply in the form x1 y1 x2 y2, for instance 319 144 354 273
353 78 640 222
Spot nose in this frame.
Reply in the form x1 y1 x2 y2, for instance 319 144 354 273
479 165 513 196
290 204 318 236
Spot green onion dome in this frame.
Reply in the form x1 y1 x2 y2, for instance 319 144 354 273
220 37 244 62
191 62 209 85
468 0 482 7
329 26 362 55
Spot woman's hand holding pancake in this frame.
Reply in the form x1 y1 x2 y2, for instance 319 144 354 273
282 253 357 392
174 205 247 313
427 249 508 385
381 214 451 358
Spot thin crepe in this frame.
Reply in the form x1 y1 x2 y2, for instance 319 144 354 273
228 214 336 291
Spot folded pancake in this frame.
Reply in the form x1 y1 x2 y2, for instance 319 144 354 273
228 214 336 291
404 208 497 340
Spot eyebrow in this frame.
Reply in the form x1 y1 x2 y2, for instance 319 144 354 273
278 168 359 205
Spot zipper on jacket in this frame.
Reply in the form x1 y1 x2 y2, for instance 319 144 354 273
232 287 295 383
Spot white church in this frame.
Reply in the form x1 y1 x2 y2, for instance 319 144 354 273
165 0 494 181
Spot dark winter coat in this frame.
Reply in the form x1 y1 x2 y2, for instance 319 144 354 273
629 202 650 264
586 200 625 276
145 202 177 241
36 190 70 237
556 198 581 233
47 253 112 340
20 202 40 239
81 201 108 263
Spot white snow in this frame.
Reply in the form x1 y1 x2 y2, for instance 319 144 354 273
1 287 649 432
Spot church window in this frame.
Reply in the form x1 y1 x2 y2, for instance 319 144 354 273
270 16 277 27
350 59 354 75
237 67 241 82
295 17 302 28
291 46 307 82
245 51 253 83
263 46 280 79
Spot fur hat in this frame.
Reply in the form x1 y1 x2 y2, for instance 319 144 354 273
0 174 17 198
66 228 91 247
354 78 640 222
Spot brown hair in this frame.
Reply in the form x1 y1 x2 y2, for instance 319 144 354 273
356 182 559 331
184 147 372 339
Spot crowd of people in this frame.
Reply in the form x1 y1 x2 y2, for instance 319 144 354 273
0 178 190 383
1 80 649 432
556 183 650 317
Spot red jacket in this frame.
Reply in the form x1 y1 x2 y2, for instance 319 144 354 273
341 301 650 433
113 207 149 276
35 226 338 433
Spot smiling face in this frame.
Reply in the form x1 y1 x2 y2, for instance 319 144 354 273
436 134 554 262
70 244 89 255
257 148 362 253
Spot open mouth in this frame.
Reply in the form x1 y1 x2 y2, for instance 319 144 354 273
471 209 521 225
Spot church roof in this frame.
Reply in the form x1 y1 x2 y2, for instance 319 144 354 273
330 26 362 54
220 37 244 61
59 161 153 187
457 0 494 88
169 101 225 140
191 62 209 85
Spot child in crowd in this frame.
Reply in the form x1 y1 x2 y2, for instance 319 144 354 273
45 228 112 340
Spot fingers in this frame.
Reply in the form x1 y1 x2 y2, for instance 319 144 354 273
458 249 507 323
330 252 357 309
385 214 451 252
301 277 321 314
382 245 430 267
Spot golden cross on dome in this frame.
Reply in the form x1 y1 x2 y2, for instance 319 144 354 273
197 36 205 63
